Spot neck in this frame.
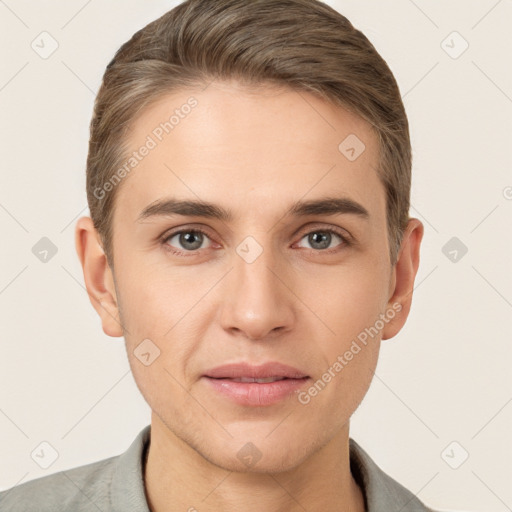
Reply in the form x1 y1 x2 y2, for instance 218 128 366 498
144 414 366 512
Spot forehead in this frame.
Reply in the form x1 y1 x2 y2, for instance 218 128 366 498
115 80 385 228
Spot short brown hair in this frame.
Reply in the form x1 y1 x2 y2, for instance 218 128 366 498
86 0 411 268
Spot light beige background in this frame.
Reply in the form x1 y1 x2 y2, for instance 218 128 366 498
1 1 511 511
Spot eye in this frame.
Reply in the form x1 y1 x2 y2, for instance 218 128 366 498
296 227 350 252
162 228 213 255
160 225 352 257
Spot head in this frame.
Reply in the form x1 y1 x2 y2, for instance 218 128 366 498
76 0 423 473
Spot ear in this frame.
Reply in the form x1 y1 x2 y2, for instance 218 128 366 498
75 216 124 338
381 218 424 341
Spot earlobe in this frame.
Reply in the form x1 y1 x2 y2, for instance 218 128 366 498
75 216 124 338
381 218 424 341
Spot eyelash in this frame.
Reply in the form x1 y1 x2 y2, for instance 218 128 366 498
160 225 352 257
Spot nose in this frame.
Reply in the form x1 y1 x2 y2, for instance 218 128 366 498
218 239 295 341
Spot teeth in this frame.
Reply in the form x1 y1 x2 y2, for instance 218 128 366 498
231 377 287 383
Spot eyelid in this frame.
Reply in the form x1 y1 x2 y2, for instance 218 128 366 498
295 222 352 242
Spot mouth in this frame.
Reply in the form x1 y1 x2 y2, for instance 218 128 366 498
202 362 310 406
203 361 309 380
202 367 311 406
203 376 310 406
208 376 305 383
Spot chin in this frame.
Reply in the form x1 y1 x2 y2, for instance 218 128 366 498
201 431 323 475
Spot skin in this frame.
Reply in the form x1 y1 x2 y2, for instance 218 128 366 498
75 80 423 512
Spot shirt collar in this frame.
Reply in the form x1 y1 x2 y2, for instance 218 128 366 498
110 424 151 512
349 438 432 511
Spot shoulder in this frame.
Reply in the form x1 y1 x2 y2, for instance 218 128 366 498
349 438 444 512
0 455 119 511
0 424 151 512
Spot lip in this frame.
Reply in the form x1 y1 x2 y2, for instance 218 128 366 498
203 362 309 380
202 362 310 406
203 376 310 406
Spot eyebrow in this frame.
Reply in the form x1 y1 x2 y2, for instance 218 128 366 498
137 196 370 223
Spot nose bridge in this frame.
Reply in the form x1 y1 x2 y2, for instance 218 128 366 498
220 234 294 339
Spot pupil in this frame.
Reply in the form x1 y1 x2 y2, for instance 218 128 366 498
181 232 202 250
310 232 330 249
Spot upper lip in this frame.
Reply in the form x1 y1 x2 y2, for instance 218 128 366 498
204 362 309 379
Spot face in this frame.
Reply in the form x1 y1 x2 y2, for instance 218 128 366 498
97 80 404 472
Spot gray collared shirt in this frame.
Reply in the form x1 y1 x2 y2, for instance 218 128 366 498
0 424 438 511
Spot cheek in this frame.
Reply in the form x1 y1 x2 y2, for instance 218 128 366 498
115 261 205 374
115 257 193 332
303 273 383 414
301 263 386 392
304 263 388 338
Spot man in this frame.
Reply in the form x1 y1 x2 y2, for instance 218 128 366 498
0 0 440 510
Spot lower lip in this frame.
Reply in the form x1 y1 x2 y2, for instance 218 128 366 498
203 377 310 406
